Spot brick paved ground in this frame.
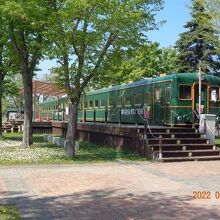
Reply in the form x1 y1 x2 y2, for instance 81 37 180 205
1 161 220 219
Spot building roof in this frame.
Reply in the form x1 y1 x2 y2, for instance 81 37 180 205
21 80 67 97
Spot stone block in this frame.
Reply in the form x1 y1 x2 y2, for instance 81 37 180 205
43 135 48 142
48 135 53 143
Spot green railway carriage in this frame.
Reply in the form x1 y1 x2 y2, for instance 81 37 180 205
39 73 220 126
39 97 68 121
78 73 220 126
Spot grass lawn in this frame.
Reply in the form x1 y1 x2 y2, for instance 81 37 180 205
0 205 20 220
0 133 147 165
215 138 220 148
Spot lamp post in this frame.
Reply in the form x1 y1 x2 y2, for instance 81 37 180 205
198 60 202 119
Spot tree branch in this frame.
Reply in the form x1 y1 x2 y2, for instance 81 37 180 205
80 31 118 91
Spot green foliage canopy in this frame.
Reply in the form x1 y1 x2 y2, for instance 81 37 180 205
175 0 220 74
99 42 177 87
48 0 164 99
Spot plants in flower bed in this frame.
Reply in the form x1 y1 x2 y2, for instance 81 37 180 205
215 139 220 148
0 133 147 164
0 205 20 220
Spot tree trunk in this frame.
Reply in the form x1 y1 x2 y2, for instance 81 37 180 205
64 101 78 158
0 79 3 139
22 73 33 147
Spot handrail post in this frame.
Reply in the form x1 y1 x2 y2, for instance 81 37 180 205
84 110 86 123
204 118 206 136
192 111 195 128
135 109 138 126
119 110 121 126
144 120 147 140
93 109 96 124
105 110 107 125
159 135 162 159
171 110 173 127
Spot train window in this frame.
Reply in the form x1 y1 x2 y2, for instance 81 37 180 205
166 85 171 102
100 99 105 107
154 88 161 102
84 101 87 108
210 87 219 101
179 85 191 100
145 92 151 105
89 100 93 108
134 93 142 106
108 97 114 107
116 96 122 106
124 95 131 106
94 100 99 108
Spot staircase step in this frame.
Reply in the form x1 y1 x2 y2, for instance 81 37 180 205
159 155 220 162
144 133 201 139
160 150 220 158
149 144 214 151
138 127 197 134
147 138 208 145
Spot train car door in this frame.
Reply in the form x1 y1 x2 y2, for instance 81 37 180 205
153 86 162 125
193 84 208 116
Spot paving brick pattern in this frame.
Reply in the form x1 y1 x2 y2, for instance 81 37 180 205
1 161 220 219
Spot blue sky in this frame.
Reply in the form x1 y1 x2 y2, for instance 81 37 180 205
148 0 192 47
37 0 192 78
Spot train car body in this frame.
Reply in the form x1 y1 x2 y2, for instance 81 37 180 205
39 73 220 126
39 97 68 121
78 73 220 126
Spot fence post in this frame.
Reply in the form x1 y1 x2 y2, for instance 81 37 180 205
159 135 162 159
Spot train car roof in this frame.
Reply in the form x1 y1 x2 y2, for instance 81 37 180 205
86 73 220 95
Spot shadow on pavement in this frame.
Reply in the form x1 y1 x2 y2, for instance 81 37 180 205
0 189 220 219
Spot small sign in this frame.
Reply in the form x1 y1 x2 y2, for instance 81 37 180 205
196 103 204 114
144 105 151 119
211 89 217 101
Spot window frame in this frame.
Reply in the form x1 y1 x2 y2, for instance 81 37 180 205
178 84 192 100
100 99 105 108
124 94 132 106
145 92 151 106
154 87 162 103
94 100 99 108
134 92 142 106
108 97 114 107
88 100 93 108
166 85 171 103
116 96 122 107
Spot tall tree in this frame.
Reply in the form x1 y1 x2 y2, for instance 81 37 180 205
175 0 220 74
48 0 164 158
0 13 14 138
207 0 220 29
1 0 50 146
98 43 177 87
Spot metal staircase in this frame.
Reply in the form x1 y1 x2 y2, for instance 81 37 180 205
138 127 220 162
